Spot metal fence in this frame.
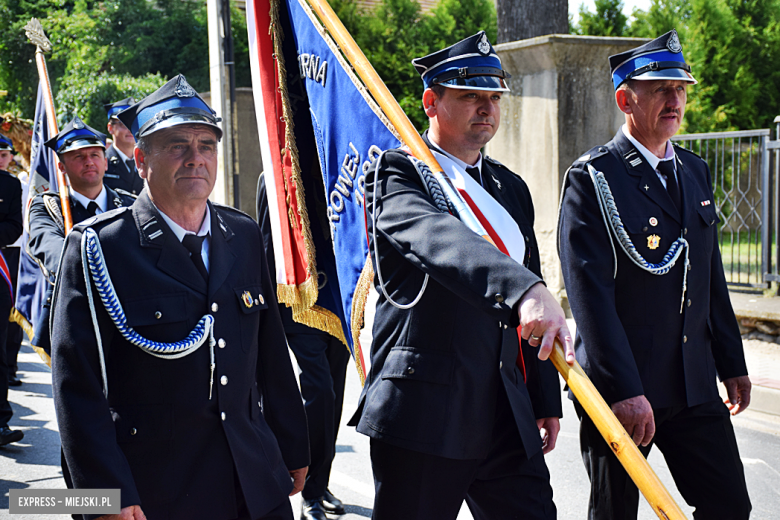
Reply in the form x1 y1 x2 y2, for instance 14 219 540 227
672 122 780 289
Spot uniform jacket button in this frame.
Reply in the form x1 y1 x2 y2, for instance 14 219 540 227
642 226 648 232
221 412 226 421
687 299 692 307
211 302 218 312
155 311 162 319
495 293 504 303
683 335 688 343
218 338 226 349
499 361 503 369
221 375 228 386
130 428 137 435
406 366 415 375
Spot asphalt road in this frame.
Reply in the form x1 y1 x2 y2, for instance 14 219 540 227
3 334 780 519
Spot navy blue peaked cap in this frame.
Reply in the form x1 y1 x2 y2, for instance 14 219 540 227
609 30 697 90
118 75 222 139
412 31 510 92
104 97 137 121
44 116 107 154
0 134 13 152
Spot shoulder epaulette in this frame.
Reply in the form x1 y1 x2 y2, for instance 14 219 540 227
672 142 704 161
73 206 130 231
573 145 609 168
484 156 510 170
211 201 251 220
41 193 65 232
113 188 138 201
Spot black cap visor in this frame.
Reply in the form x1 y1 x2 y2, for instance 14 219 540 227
138 108 223 139
58 138 106 155
435 75 509 92
630 67 697 85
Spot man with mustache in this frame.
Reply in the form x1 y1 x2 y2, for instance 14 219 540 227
28 117 135 353
558 31 751 519
349 32 574 519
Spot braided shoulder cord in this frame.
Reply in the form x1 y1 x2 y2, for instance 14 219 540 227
586 164 689 313
408 157 453 214
81 228 216 398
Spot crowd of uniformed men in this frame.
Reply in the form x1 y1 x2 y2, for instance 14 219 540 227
0 28 753 520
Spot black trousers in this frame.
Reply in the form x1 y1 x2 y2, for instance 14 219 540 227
3 247 22 377
577 399 751 520
287 330 350 500
0 267 11 427
370 387 556 520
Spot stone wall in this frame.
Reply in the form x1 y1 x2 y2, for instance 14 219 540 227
485 34 648 313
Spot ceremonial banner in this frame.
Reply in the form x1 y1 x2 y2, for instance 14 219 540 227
12 82 57 362
247 0 401 382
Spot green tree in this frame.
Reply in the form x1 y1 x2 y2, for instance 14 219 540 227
574 0 628 36
626 0 691 38
0 0 250 124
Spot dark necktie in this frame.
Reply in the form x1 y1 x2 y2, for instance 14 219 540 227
126 159 136 173
87 201 100 216
465 166 481 184
657 160 681 212
182 234 208 281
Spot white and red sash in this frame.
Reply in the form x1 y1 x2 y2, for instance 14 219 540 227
431 150 529 380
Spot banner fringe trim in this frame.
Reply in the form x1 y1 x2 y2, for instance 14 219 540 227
350 257 374 386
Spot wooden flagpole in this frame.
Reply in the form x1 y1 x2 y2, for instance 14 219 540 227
300 0 687 518
24 18 73 234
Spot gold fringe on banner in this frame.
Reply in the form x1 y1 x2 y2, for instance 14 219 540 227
350 257 375 385
269 0 328 338
9 308 51 367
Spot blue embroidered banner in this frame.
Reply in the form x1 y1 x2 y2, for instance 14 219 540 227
283 0 401 379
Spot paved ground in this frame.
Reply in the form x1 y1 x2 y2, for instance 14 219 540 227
4 298 780 519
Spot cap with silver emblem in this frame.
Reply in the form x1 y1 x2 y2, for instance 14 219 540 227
118 74 222 139
44 116 107 154
0 134 15 153
412 31 510 92
104 97 137 121
609 29 697 90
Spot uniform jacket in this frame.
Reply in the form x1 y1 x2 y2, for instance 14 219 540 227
104 146 144 196
27 186 134 352
558 128 747 409
51 192 310 520
349 133 562 461
0 169 23 248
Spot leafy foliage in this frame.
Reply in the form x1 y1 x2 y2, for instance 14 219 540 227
573 0 628 36
0 0 250 127
333 0 496 131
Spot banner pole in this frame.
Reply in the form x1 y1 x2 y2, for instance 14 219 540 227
24 18 72 234
300 0 687 517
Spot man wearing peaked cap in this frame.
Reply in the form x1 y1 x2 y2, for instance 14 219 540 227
50 74 309 520
0 132 23 446
28 117 135 354
558 30 751 519
349 31 573 519
104 97 144 196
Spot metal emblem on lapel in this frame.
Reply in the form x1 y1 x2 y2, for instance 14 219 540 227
647 234 660 250
649 217 658 227
242 291 254 308
258 293 265 305
492 175 502 190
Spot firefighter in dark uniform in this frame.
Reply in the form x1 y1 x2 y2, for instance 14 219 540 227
51 75 309 520
104 97 145 196
0 133 23 445
27 117 135 354
349 32 575 520
558 30 752 519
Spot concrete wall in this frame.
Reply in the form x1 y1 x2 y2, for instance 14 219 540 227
202 87 263 219
485 34 648 312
